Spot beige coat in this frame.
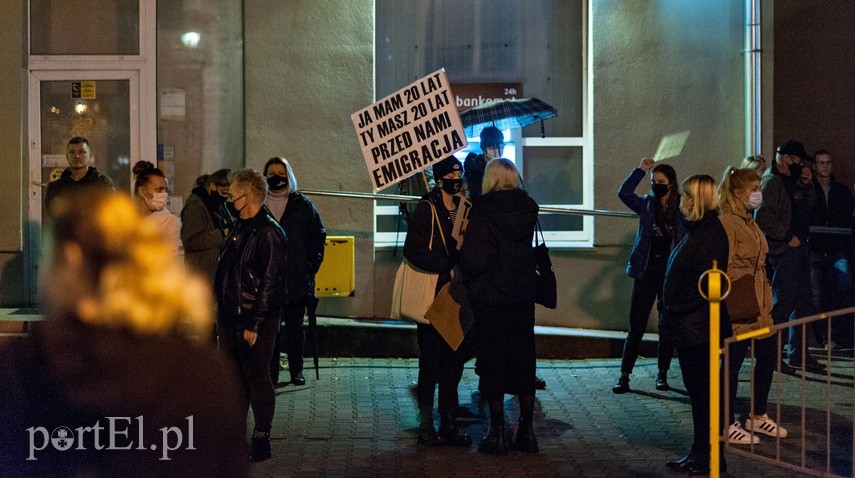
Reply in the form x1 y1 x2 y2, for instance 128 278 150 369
719 209 774 338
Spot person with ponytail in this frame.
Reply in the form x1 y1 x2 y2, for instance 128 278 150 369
718 167 788 446
0 189 247 476
133 160 183 256
613 157 685 394
262 157 326 387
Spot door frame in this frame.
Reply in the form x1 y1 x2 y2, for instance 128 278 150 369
26 69 141 302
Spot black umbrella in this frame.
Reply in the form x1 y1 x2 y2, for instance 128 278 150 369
460 97 558 138
306 293 320 380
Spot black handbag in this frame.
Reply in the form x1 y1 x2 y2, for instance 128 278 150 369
534 219 557 309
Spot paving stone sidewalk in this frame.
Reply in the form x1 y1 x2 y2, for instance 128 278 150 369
251 355 854 477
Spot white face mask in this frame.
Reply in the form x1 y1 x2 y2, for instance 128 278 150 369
746 191 763 210
145 191 169 212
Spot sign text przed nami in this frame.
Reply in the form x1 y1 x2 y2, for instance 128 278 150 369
352 69 467 192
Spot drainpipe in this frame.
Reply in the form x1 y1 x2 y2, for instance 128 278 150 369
745 0 762 155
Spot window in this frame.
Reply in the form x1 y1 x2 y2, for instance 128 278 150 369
374 0 591 248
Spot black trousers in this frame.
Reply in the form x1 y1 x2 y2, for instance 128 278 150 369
219 318 279 433
416 323 473 417
620 268 675 374
725 335 776 424
677 343 710 451
270 301 306 382
767 245 814 359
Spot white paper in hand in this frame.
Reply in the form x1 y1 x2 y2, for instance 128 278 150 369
653 131 690 162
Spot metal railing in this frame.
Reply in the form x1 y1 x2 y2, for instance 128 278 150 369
299 189 637 218
721 307 855 477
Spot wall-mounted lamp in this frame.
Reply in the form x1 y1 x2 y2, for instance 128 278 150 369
181 32 201 48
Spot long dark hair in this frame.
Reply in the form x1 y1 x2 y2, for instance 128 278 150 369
652 163 680 224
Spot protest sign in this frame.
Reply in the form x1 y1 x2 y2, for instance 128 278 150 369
352 69 468 192
451 196 471 250
653 131 690 162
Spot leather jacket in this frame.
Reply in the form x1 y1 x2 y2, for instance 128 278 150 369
215 206 288 332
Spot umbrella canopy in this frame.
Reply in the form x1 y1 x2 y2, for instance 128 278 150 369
460 97 557 138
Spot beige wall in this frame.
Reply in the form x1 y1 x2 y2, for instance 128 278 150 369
0 0 28 306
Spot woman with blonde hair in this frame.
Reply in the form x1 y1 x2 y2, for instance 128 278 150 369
0 189 246 476
661 174 730 475
461 158 540 454
718 167 787 445
739 155 767 177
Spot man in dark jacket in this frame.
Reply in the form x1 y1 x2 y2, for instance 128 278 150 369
463 126 504 197
755 140 824 371
809 149 855 347
44 137 114 217
214 168 288 462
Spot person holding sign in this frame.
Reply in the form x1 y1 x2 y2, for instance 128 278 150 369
460 158 540 455
613 158 684 394
403 156 473 448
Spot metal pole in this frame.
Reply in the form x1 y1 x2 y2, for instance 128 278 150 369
701 261 726 478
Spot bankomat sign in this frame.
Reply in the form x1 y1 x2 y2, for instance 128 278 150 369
450 83 523 111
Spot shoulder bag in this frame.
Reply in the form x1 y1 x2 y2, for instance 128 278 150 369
534 219 558 309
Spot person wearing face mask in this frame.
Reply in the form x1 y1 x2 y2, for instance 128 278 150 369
717 167 788 446
661 174 729 475
181 169 232 286
132 161 182 256
755 140 825 371
403 155 473 447
463 126 504 197
613 157 685 394
262 157 326 387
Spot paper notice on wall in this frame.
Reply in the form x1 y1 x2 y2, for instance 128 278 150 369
653 131 690 162
351 68 468 192
42 154 67 167
160 89 186 121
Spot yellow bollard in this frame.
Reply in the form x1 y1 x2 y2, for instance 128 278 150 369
698 260 729 478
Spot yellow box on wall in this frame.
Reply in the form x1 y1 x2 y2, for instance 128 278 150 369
315 236 355 297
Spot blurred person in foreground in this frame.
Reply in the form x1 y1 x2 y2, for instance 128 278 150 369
263 157 326 387
661 174 729 475
460 158 540 455
0 189 247 477
718 167 788 446
132 160 182 256
215 169 288 462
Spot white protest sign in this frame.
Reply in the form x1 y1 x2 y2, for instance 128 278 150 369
451 196 472 250
653 131 690 162
352 69 468 192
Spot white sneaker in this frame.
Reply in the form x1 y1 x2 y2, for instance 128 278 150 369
744 414 788 438
727 421 760 445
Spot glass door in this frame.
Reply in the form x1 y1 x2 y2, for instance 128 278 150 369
27 70 138 301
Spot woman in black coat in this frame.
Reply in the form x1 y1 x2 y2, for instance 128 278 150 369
403 156 472 448
661 174 730 475
263 157 327 387
460 158 540 455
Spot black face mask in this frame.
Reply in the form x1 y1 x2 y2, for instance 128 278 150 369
210 190 227 205
788 162 803 178
652 183 670 198
267 175 289 192
440 178 462 195
225 201 240 219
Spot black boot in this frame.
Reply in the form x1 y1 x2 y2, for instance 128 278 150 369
510 418 539 453
417 408 444 446
655 370 670 391
439 413 472 447
478 412 507 455
249 430 271 462
612 373 630 394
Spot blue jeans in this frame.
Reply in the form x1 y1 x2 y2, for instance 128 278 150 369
766 244 814 360
809 249 854 346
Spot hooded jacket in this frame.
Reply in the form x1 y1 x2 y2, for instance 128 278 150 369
181 187 226 283
214 206 288 331
44 166 115 215
460 188 539 306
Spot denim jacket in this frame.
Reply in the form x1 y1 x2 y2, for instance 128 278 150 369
618 168 686 280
